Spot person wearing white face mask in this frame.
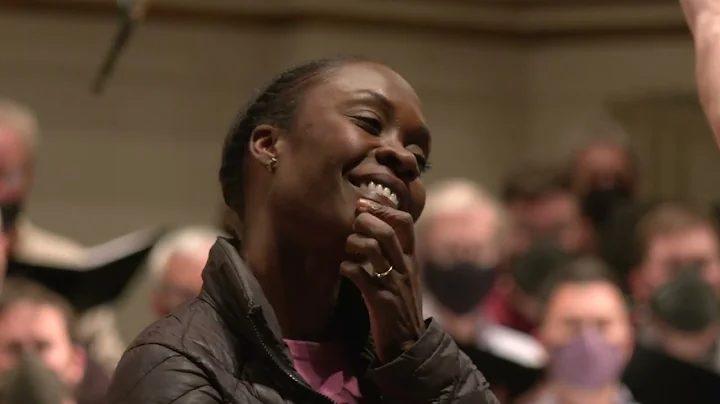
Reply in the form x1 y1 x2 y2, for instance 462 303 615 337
519 257 638 404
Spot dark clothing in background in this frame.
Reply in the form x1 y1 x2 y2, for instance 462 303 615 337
482 288 536 335
623 343 720 404
458 342 544 402
76 358 109 404
597 201 658 293
107 238 499 404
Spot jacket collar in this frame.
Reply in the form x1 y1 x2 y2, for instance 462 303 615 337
200 238 376 372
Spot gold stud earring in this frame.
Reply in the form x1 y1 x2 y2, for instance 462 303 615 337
266 157 278 173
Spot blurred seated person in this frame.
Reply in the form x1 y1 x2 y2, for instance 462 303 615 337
503 162 593 258
645 267 720 371
569 136 651 290
485 241 574 336
0 278 108 404
416 180 548 401
630 202 720 370
416 179 508 342
483 163 592 334
520 257 638 404
147 226 224 318
0 99 123 374
570 136 637 232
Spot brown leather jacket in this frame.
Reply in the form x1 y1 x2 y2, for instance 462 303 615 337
107 238 499 404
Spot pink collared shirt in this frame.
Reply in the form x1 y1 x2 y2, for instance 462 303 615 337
284 339 362 404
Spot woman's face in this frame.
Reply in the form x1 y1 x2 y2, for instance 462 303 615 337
262 62 431 246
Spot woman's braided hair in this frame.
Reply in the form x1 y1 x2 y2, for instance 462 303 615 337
219 56 368 216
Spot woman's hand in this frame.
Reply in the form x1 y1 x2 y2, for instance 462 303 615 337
340 198 426 364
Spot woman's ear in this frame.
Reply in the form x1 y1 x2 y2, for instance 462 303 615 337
248 124 280 166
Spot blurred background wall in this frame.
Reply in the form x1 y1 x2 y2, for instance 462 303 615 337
1 0 716 337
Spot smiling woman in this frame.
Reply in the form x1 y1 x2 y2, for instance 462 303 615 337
106 57 499 404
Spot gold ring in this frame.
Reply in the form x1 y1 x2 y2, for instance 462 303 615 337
374 266 394 278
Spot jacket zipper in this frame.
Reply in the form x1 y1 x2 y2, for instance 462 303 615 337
248 318 336 404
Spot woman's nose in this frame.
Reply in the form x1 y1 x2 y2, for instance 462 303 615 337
375 144 419 182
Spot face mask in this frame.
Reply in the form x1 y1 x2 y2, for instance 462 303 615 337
423 261 496 315
581 187 631 229
547 329 625 388
0 349 70 404
650 268 719 332
0 202 22 232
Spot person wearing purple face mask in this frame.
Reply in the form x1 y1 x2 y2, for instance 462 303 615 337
519 257 638 404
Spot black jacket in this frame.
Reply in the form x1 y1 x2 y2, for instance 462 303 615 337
107 239 499 403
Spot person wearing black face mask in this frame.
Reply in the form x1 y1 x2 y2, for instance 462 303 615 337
423 260 497 317
570 138 637 231
416 180 507 342
581 185 633 231
631 203 720 308
644 265 720 370
417 180 547 402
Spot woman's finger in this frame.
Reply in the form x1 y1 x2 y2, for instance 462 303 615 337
353 212 407 274
345 233 405 294
357 199 415 253
345 233 391 276
339 260 377 297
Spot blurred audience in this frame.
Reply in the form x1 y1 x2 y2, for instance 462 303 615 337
521 257 637 404
0 99 84 265
484 241 574 334
482 163 591 334
569 137 655 291
0 100 124 373
417 180 548 402
417 179 508 342
502 163 593 258
630 202 720 370
646 268 720 370
0 278 107 404
147 226 223 318
630 202 720 302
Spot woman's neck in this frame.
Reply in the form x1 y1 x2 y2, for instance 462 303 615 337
550 382 621 404
241 217 346 342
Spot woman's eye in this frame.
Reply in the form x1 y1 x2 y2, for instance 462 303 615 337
414 154 432 174
353 116 382 135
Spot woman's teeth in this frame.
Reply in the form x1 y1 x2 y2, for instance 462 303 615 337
360 181 399 207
